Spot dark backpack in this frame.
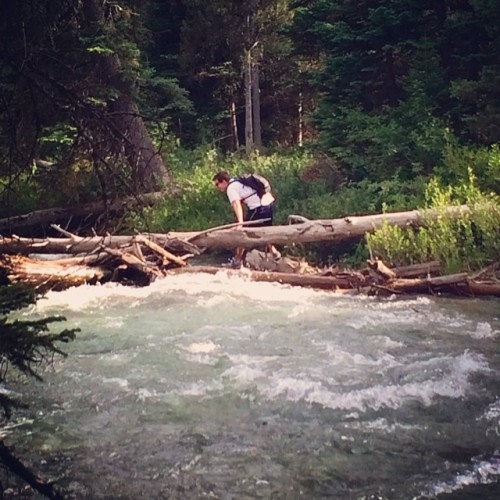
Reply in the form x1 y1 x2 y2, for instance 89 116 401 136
232 173 271 198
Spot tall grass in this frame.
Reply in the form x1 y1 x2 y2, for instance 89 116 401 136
366 172 500 272
128 148 316 232
128 146 427 234
128 142 499 271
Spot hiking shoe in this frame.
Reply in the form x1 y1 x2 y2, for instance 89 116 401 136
222 257 242 269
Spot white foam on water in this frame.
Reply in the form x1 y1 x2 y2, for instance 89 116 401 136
318 342 400 370
424 454 500 497
258 350 490 411
287 304 313 318
174 379 225 397
176 339 221 365
180 353 220 366
471 321 497 339
376 296 432 308
345 309 421 330
35 282 154 312
353 417 423 433
100 377 130 390
102 316 125 329
481 399 500 426
33 272 348 315
136 387 157 401
181 341 219 354
483 399 500 423
373 335 404 349
221 365 267 384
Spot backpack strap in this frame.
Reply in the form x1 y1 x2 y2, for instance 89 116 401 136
228 178 259 203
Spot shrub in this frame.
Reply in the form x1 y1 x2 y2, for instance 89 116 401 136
366 173 500 273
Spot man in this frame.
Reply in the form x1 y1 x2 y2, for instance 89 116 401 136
213 170 281 267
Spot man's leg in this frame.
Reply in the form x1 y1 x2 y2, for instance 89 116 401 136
234 246 245 263
267 244 281 259
255 204 280 259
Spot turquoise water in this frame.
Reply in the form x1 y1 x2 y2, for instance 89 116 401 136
4 272 500 498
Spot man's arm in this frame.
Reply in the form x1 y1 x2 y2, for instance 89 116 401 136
231 200 244 228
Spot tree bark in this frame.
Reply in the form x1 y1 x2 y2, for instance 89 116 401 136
244 48 254 155
172 205 472 250
0 254 107 291
108 93 169 190
392 261 442 278
0 206 471 255
83 0 169 191
298 92 304 147
0 192 165 233
0 442 64 500
230 98 239 150
252 58 262 151
169 266 366 291
169 265 500 297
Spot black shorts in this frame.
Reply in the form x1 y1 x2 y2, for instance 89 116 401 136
245 203 274 227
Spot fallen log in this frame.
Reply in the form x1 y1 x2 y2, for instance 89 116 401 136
168 265 369 291
0 192 166 233
170 205 472 250
466 281 500 297
170 262 500 298
0 228 193 290
134 235 187 267
370 271 500 297
1 205 497 298
0 255 108 292
0 233 201 256
2 251 498 297
381 273 469 293
0 206 471 255
392 261 442 278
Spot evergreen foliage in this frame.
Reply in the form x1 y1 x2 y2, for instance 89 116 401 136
290 0 500 181
0 283 77 494
0 0 498 268
0 284 77 417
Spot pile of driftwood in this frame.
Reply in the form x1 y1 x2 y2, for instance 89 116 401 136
171 251 500 298
0 225 200 291
0 207 499 297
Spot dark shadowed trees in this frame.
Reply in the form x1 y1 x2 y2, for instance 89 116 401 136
0 0 171 223
290 0 500 181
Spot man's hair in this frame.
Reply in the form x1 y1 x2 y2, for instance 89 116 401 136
213 171 231 183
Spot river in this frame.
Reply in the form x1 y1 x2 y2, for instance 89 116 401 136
4 271 500 499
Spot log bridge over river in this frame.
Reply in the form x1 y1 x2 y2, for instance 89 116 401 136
0 206 499 297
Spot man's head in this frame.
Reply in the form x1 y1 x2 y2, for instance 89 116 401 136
213 171 231 192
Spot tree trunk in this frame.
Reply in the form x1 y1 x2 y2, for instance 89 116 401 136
169 265 500 297
169 205 472 250
108 92 169 191
1 254 107 291
0 442 65 500
251 58 262 151
244 48 254 155
0 192 166 233
230 98 239 150
170 265 365 291
83 0 169 191
298 92 303 147
0 206 471 254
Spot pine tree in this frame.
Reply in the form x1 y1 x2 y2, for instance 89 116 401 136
0 282 78 497
290 0 500 181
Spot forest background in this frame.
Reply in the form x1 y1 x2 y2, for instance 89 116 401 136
0 1 499 492
1 0 499 270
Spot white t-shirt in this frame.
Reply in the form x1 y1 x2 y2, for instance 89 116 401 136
226 179 275 210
